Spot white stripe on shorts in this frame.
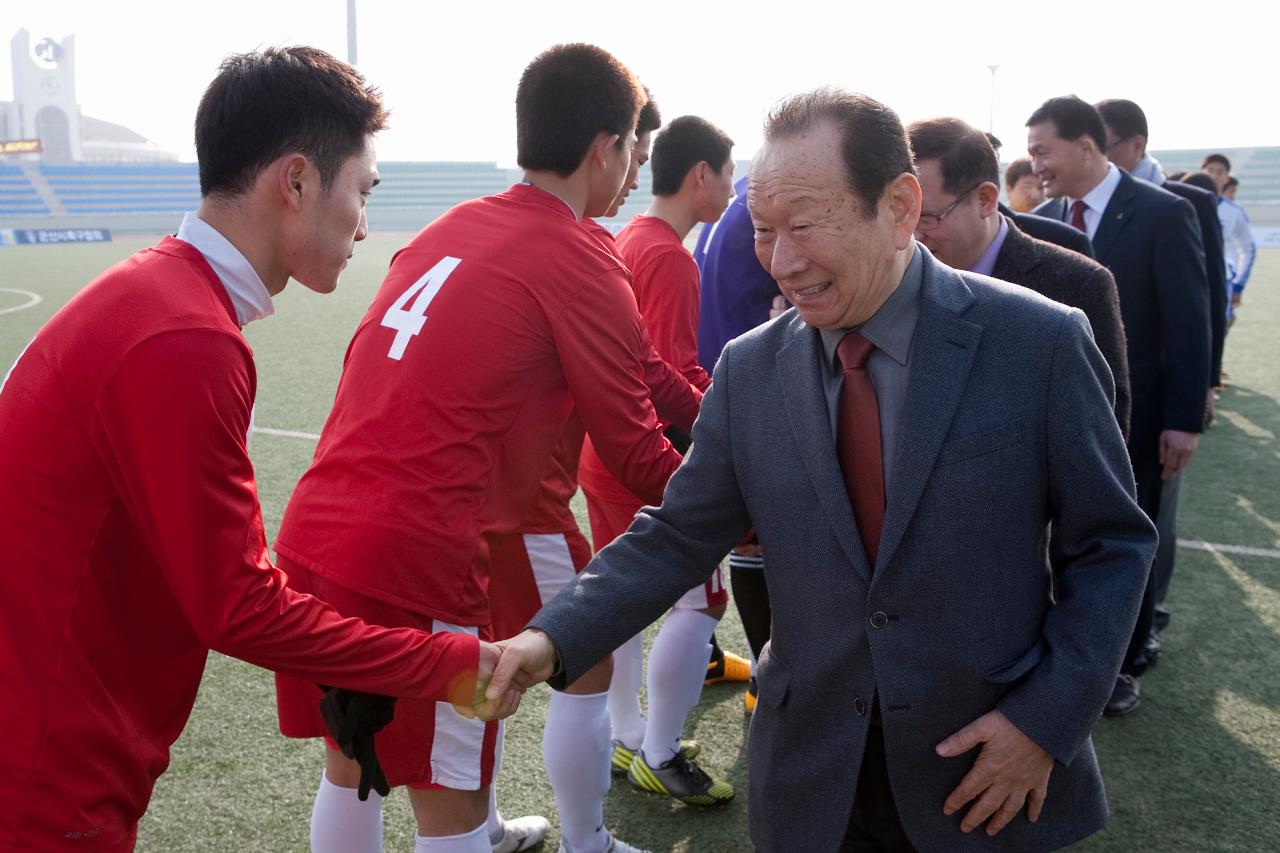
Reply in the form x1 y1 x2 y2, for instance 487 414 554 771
522 533 578 608
429 620 503 789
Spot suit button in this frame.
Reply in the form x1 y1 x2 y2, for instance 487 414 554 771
854 698 867 716
870 611 889 628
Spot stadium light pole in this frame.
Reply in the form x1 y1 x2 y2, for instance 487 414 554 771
987 64 1000 132
347 0 358 65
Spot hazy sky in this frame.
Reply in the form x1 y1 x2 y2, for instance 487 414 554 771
2 1 1271 166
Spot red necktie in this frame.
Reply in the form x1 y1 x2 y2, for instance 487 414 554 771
836 332 885 568
1069 199 1088 233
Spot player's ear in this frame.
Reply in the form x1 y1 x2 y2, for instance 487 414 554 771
591 132 620 170
276 154 309 211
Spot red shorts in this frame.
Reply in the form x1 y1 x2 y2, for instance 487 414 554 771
488 528 593 640
582 490 728 610
274 557 500 790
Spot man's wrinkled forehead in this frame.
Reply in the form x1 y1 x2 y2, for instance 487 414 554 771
748 147 843 223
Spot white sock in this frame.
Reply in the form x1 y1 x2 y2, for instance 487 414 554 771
486 786 504 845
310 772 382 853
544 691 611 853
607 634 646 749
642 609 718 765
414 822 489 852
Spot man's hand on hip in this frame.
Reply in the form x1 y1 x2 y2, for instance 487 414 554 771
1159 429 1200 479
935 709 1053 836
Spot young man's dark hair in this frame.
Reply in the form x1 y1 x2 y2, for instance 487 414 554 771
906 117 999 195
1094 99 1149 140
764 87 916 218
650 115 733 196
515 43 643 176
1202 152 1232 171
638 88 662 135
1026 95 1107 153
196 46 388 197
1180 171 1219 197
1004 156 1034 190
1166 169 1190 181
1225 175 1240 191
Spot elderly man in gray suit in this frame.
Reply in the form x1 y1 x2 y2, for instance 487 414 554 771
483 88 1156 852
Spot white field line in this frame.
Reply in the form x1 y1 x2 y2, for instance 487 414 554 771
0 288 42 315
247 423 1280 563
251 426 322 441
1177 539 1280 560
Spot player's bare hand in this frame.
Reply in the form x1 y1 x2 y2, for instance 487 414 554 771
453 640 506 720
481 629 557 716
1159 429 1199 479
936 709 1053 836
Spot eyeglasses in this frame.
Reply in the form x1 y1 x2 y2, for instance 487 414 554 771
1105 135 1134 152
917 184 980 229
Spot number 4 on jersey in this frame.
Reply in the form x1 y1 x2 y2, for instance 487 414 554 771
380 256 462 360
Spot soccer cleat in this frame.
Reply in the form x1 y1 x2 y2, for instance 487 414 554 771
704 647 752 685
559 836 651 853
744 676 758 714
491 814 550 853
610 738 700 776
627 748 734 807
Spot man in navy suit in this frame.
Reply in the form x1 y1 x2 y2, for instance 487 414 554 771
1095 98 1227 664
1028 96 1210 715
488 88 1155 852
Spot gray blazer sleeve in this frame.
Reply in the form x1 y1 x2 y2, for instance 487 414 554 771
997 310 1155 764
529 350 754 688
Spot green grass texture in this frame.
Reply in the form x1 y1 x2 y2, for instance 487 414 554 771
2 236 1277 851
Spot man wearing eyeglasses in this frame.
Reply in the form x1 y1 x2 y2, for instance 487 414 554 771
907 117 1130 437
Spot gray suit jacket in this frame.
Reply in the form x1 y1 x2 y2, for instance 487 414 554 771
531 248 1156 852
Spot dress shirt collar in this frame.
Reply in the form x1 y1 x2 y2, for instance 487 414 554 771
819 245 923 368
1069 162 1122 220
969 215 1009 277
175 213 273 327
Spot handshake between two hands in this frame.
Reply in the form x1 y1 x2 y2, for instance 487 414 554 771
452 629 559 721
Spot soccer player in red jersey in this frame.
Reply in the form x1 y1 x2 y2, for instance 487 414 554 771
0 48 491 853
272 46 683 853
486 94 705 853
577 116 738 808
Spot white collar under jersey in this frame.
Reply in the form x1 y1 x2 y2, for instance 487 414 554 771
175 213 274 327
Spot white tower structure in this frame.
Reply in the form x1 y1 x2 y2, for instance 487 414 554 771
6 29 82 162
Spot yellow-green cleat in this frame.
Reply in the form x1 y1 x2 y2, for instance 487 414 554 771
610 738 700 777
626 748 734 807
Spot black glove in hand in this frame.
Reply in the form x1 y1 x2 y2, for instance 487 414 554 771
317 686 397 801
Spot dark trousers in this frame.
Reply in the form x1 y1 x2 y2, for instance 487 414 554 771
840 725 916 852
1122 454 1164 676
1151 469 1184 630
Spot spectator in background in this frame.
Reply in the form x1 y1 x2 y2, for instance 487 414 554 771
1029 95 1210 716
1208 166 1259 322
1004 156 1044 212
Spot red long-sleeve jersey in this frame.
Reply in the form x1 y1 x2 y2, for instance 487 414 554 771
579 214 711 505
512 220 704 535
275 185 683 625
0 238 477 852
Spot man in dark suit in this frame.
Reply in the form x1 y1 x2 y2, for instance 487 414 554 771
1095 98 1228 661
486 89 1156 852
1028 96 1211 715
907 116 1129 435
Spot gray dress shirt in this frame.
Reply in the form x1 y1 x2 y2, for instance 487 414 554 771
817 247 923 491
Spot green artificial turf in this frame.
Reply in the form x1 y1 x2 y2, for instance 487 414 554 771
1 237 1276 851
